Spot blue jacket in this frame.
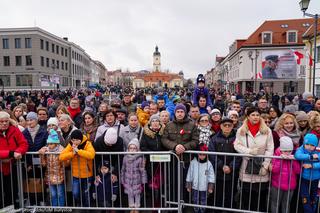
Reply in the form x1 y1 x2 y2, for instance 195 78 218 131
23 127 48 152
153 93 169 104
165 96 177 120
299 100 314 113
192 87 212 106
96 172 118 204
294 145 320 180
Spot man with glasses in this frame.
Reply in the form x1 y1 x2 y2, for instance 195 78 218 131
257 97 269 114
0 111 28 209
208 118 240 212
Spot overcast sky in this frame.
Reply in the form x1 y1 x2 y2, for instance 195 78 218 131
1 0 319 78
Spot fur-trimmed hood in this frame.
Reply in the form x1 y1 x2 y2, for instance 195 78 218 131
238 118 269 136
143 123 165 139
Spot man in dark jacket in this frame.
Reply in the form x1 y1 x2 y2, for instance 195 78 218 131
299 91 314 113
209 118 241 211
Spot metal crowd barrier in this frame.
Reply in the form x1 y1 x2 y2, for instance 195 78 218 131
0 151 318 212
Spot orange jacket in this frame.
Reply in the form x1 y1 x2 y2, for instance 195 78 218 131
59 135 95 178
136 107 150 127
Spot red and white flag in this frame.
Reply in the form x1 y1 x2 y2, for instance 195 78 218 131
308 52 313 66
291 49 304 65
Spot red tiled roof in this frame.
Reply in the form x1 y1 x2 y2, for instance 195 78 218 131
242 18 313 46
303 23 320 38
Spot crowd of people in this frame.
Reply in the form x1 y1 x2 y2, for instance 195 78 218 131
0 74 320 213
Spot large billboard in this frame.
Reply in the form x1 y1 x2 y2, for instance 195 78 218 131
260 50 301 79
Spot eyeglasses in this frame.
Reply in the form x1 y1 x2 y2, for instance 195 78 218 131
212 113 220 116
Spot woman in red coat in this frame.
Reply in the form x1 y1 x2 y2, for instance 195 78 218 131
0 111 28 209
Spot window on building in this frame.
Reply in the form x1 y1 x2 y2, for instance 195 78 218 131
317 46 320 63
0 75 10 87
40 39 44 49
72 51 74 59
3 56 10 66
15 38 21 49
316 85 320 98
52 59 55 68
25 38 32 48
287 31 297 43
26 55 32 66
65 62 68 70
56 60 60 69
262 32 272 44
56 45 59 54
16 56 22 66
61 61 64 70
46 58 49 67
52 44 55 53
16 74 32 86
40 56 44 67
46 41 49 51
2 38 9 49
61 47 64 56
65 49 68 57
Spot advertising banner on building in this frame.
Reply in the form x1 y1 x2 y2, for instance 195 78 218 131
260 50 302 79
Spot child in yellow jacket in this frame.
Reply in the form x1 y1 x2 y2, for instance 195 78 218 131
59 130 95 207
136 101 150 127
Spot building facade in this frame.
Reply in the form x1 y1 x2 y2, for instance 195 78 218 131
0 27 106 90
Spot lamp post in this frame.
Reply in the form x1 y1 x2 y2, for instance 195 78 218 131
300 0 318 96
248 50 259 93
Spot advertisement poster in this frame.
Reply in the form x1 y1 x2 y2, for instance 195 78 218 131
261 50 299 79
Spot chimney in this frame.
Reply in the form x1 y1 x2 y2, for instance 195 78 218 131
63 37 68 41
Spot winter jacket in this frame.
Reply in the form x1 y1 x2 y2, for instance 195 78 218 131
40 145 65 185
208 130 241 180
120 125 143 151
93 125 124 175
23 126 48 152
95 120 124 141
234 118 274 183
153 94 169 105
165 96 178 120
0 125 28 175
96 172 119 203
140 124 165 152
192 87 212 106
136 107 150 127
299 100 314 113
271 148 300 191
59 135 95 178
162 116 199 161
121 154 147 195
121 102 137 114
186 158 215 191
294 145 320 181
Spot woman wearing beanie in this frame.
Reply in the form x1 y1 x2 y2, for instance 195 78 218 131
94 109 124 141
141 113 165 207
80 111 98 143
59 129 95 207
47 117 65 146
234 106 274 212
296 111 310 137
58 114 77 148
274 113 301 150
299 92 314 113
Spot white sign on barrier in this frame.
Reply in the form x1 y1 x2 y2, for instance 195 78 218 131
150 154 171 162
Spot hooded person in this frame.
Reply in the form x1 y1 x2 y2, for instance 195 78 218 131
93 127 124 177
192 74 212 106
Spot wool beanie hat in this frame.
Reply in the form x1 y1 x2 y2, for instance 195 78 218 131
128 138 140 151
296 111 309 122
196 74 205 84
150 114 160 122
47 129 60 144
26 112 38 121
0 111 10 119
279 136 293 151
70 130 83 141
47 117 59 127
302 92 313 100
141 101 150 110
228 110 238 118
174 103 186 113
102 160 110 169
104 128 118 145
211 109 221 115
304 133 318 147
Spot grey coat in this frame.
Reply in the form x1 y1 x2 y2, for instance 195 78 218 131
119 125 143 151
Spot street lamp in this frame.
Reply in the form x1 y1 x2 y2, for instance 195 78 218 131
248 50 259 93
299 0 318 96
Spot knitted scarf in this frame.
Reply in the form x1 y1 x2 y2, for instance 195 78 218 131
278 128 301 146
247 121 260 137
28 124 40 142
211 122 221 133
198 125 212 145
67 106 81 119
83 124 98 142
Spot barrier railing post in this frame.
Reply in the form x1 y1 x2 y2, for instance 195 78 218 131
17 160 24 210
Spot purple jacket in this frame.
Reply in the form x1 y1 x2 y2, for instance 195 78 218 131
192 87 212 106
121 154 147 195
271 148 300 191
